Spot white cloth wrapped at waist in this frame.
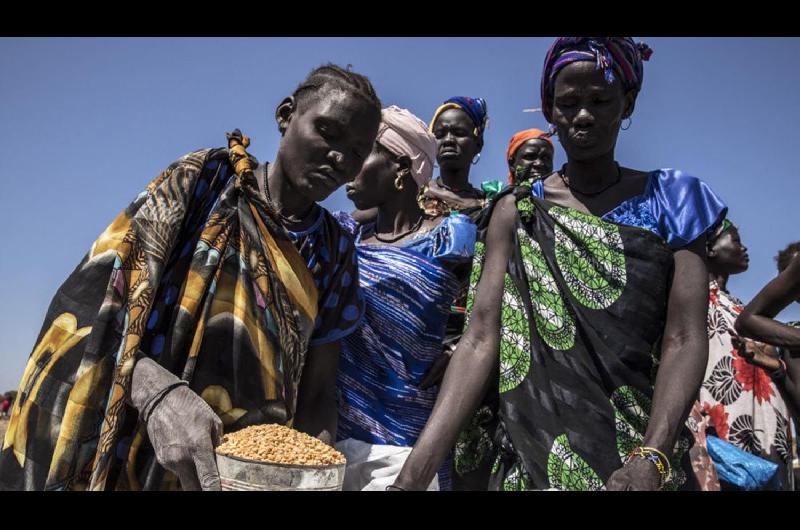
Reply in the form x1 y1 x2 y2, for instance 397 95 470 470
335 438 439 491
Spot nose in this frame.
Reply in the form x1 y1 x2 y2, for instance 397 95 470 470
328 150 344 168
573 107 594 128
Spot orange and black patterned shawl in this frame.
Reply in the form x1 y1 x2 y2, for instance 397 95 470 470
0 132 319 490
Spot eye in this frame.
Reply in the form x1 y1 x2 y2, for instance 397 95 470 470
316 119 341 139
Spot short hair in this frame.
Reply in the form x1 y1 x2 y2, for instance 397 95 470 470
776 241 800 272
292 63 381 116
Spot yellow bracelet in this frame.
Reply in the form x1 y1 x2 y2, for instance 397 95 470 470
626 446 672 485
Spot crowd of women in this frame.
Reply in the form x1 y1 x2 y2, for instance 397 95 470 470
1 37 799 491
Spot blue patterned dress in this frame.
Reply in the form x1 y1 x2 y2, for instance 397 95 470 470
334 212 476 489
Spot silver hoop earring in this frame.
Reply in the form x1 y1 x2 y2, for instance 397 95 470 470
621 117 632 131
471 153 481 165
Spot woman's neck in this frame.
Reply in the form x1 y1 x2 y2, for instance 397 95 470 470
438 166 472 193
709 271 729 292
266 161 316 224
375 188 424 236
563 152 619 192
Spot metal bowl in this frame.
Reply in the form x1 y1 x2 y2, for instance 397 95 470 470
215 451 346 491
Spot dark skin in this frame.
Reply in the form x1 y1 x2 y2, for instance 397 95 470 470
347 143 441 245
433 108 483 188
707 227 749 291
346 142 449 387
271 90 380 444
393 60 710 491
351 106 485 222
735 252 800 349
269 90 379 230
130 88 380 489
421 108 486 210
405 107 488 387
415 107 487 386
735 251 800 414
349 107 484 384
508 138 554 184
705 228 789 407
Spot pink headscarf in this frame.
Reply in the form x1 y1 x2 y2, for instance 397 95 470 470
375 106 437 188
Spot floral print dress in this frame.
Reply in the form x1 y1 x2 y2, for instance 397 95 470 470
699 281 793 489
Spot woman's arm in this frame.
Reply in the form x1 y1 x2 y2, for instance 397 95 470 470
738 339 800 417
734 256 800 349
392 194 518 490
607 237 709 490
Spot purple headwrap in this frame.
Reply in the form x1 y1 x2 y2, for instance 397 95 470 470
540 37 653 123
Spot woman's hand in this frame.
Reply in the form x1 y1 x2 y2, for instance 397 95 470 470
606 457 662 491
130 356 223 491
734 337 782 371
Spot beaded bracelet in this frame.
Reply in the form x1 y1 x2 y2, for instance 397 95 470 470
625 446 671 485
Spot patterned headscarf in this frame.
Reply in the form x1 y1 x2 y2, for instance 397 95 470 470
506 128 553 183
540 37 653 123
429 96 489 137
376 105 437 188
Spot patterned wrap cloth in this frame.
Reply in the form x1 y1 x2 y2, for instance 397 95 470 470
0 132 362 490
454 170 727 490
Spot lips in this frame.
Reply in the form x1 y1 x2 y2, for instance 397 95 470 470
570 132 594 146
313 167 339 188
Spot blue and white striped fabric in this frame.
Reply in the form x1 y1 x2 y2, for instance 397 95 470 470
333 212 475 489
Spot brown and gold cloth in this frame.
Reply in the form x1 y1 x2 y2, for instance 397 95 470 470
0 133 320 490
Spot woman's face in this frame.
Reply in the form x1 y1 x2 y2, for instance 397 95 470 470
345 142 401 211
276 90 380 202
431 108 482 172
510 139 554 182
709 227 750 275
550 61 635 163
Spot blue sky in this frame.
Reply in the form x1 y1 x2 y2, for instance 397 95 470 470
1 37 798 391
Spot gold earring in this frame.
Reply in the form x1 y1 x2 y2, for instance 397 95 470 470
394 175 405 191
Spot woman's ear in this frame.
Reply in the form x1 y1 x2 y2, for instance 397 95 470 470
622 90 637 120
396 155 412 177
275 96 296 136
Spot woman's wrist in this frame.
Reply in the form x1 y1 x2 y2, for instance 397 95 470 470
625 446 671 486
769 359 788 382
